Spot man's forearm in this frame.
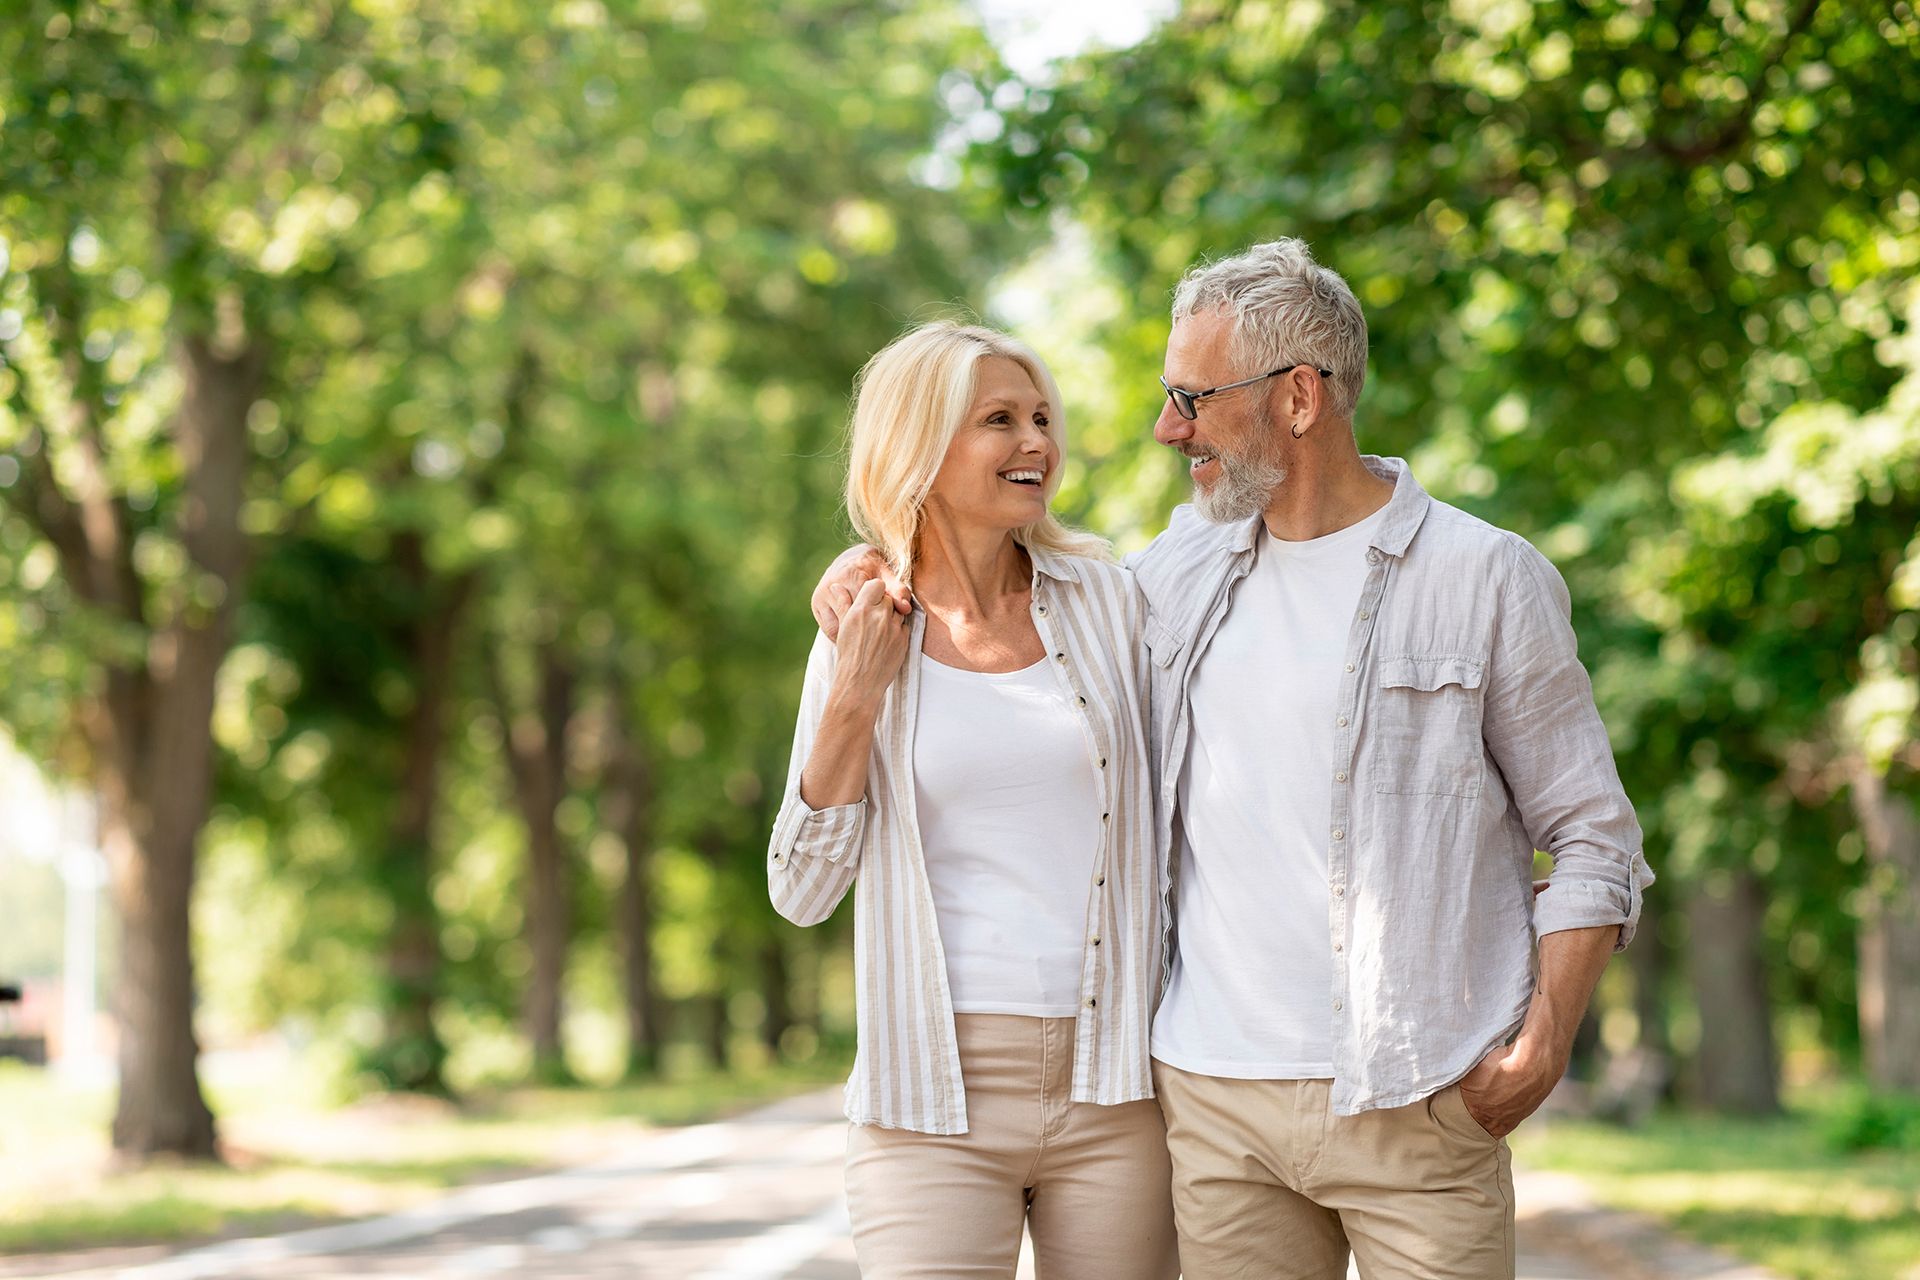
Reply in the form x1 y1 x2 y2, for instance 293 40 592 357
1513 923 1618 1073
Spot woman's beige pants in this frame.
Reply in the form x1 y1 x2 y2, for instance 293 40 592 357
844 1013 1179 1279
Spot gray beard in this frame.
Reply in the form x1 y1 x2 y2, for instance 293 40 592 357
1193 442 1287 523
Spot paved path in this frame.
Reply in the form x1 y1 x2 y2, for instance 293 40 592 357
34 1088 1771 1280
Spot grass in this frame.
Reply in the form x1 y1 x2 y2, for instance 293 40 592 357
0 1051 850 1257
1514 1090 1920 1280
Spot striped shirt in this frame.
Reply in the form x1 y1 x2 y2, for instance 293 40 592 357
768 549 1163 1135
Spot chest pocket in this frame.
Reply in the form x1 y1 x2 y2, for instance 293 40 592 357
1370 655 1486 799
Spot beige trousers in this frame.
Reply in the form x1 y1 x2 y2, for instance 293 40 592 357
844 1014 1179 1279
1153 1064 1514 1280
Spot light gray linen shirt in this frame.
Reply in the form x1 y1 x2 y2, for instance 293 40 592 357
768 550 1163 1134
1130 456 1653 1116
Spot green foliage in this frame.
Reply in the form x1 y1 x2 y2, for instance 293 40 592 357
1823 1087 1920 1154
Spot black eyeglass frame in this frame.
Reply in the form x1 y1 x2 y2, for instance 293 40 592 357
1160 364 1333 420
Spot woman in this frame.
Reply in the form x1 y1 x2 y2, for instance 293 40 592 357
768 322 1176 1279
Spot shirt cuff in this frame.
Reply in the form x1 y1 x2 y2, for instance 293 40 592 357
1533 852 1651 951
769 792 866 869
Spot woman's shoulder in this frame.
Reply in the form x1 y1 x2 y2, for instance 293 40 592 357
1044 555 1145 633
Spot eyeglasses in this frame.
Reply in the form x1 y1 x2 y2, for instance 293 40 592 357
1159 364 1333 421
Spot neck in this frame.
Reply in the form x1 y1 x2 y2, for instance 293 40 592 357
1262 425 1393 542
913 512 1029 617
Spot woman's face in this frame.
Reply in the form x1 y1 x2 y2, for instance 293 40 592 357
923 356 1059 535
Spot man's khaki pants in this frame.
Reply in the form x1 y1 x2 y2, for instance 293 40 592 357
844 1014 1179 1279
1153 1063 1515 1279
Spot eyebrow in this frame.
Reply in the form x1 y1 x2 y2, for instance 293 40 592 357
979 397 1050 414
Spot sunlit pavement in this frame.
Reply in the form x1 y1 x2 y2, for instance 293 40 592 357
47 1088 1664 1280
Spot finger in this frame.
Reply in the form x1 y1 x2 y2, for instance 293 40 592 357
879 569 911 614
852 578 888 611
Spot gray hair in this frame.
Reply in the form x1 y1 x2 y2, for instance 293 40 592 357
1171 239 1369 420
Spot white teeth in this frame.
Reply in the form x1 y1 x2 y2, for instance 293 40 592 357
1002 470 1044 483
1189 455 1216 468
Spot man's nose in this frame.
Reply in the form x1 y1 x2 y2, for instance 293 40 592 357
1153 400 1193 447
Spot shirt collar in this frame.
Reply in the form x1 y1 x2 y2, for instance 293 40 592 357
1218 454 1431 558
1023 543 1083 584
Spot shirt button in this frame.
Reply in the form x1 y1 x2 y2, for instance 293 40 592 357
1055 652 1067 663
1333 885 1345 898
1036 605 1047 616
1344 663 1355 673
1333 1000 1343 1012
1098 757 1107 768
1084 997 1097 1009
1095 875 1106 887
1336 716 1348 728
1367 549 1381 564
1076 695 1087 707
1335 771 1348 783
1332 828 1345 841
1090 936 1101 946
1333 942 1343 953
1359 610 1370 621
1101 812 1110 822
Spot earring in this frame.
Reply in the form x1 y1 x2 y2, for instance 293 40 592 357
1291 422 1306 439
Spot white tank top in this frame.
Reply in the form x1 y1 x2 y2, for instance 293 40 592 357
913 654 1102 1017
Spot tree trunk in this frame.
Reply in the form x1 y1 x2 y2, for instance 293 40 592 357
102 336 262 1159
492 640 576 1084
1684 869 1780 1114
1625 895 1676 1105
367 541 470 1094
1851 761 1920 1092
604 678 664 1078
761 940 795 1056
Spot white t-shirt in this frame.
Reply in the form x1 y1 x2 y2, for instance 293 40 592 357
914 655 1102 1017
1151 507 1385 1077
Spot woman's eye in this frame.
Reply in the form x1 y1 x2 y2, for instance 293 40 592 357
1034 415 1050 429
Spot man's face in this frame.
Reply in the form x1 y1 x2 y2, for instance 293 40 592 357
1153 310 1287 523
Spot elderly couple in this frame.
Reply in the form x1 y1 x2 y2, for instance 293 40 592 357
768 240 1653 1279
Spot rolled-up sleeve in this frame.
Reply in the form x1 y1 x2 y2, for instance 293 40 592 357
768 633 867 926
1485 536 1654 950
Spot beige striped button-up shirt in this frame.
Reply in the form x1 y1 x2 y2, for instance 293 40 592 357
768 549 1163 1135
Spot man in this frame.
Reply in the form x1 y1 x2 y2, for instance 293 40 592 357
813 239 1652 1278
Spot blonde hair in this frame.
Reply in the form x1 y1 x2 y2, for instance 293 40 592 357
846 321 1110 585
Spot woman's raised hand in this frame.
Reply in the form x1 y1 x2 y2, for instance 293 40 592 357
829 579 911 711
811 544 911 640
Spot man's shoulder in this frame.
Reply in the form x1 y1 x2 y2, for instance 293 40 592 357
1128 504 1243 618
1411 498 1540 572
1132 503 1242 572
1410 499 1568 610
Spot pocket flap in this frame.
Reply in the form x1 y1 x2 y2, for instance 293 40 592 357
1145 617 1185 669
1379 655 1485 691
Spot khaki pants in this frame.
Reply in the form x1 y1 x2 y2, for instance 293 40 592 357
845 1014 1179 1279
1153 1064 1514 1280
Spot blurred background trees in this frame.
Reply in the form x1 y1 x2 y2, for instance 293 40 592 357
0 0 1914 1163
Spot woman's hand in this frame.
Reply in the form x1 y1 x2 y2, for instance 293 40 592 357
812 545 910 640
828 579 911 713
799 580 910 810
